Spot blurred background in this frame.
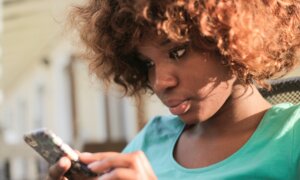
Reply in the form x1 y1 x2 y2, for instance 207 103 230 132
0 0 170 179
0 0 299 179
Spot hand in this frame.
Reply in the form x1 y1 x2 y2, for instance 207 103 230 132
80 151 157 180
46 155 98 180
46 156 71 180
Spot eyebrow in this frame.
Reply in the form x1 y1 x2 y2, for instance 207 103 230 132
135 40 169 61
136 52 150 62
160 39 171 46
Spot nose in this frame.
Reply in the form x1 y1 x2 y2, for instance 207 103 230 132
150 65 178 94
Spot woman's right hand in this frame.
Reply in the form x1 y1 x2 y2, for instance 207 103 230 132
46 156 72 180
47 154 100 180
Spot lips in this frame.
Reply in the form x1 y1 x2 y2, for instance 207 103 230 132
166 99 191 115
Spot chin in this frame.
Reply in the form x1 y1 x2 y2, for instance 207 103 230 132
178 110 209 124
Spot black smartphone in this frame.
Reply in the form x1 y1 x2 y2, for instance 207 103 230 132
23 128 99 178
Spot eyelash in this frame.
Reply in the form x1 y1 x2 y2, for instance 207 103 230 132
142 44 188 69
145 60 155 68
169 44 188 60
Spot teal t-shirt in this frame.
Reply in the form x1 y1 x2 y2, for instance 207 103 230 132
123 103 300 179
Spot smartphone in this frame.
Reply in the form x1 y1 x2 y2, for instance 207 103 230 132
23 128 98 177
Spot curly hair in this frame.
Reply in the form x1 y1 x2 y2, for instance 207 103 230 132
68 0 300 96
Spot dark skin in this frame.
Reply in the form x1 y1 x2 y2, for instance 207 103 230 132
47 38 272 179
138 39 271 169
174 85 271 168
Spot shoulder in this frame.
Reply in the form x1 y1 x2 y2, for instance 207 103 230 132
122 115 184 153
259 103 300 141
275 103 300 136
143 115 184 136
265 103 300 125
277 103 300 138
266 103 300 158
275 103 300 172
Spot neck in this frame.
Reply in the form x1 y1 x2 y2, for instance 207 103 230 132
190 84 272 137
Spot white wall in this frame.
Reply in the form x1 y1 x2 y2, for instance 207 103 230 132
47 41 73 143
72 60 140 145
72 60 108 143
143 94 170 120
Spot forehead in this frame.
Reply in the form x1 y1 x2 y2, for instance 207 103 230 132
138 34 186 52
140 32 167 45
138 28 178 46
137 38 177 58
138 39 168 50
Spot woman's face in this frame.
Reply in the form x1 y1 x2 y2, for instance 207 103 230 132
137 38 236 124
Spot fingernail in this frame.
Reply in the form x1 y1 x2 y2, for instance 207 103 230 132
80 152 93 157
59 157 69 167
98 174 108 180
88 161 100 170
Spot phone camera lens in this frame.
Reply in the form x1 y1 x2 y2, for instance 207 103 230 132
24 137 38 147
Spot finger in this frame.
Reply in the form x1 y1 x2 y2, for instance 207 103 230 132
69 172 99 180
79 152 119 164
133 151 156 179
88 154 132 173
74 149 81 155
47 157 71 180
46 176 67 180
134 151 155 174
99 168 136 180
88 152 149 173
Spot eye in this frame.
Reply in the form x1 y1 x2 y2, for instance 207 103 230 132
137 53 155 69
169 44 188 60
145 60 155 69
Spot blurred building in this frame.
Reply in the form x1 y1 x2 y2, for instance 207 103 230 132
0 0 168 179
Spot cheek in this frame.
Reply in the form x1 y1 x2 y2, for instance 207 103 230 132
200 78 234 103
194 79 219 98
195 81 234 120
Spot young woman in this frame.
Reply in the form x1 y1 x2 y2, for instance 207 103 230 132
47 0 300 179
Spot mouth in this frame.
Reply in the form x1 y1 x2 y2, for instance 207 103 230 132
166 99 191 116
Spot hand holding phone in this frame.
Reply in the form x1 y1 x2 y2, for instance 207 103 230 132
23 128 99 178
